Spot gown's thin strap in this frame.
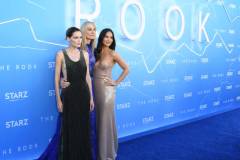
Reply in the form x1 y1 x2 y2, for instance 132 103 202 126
61 49 68 81
80 50 87 68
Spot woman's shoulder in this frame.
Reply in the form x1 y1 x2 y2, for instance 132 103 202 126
108 48 116 55
111 50 120 58
81 50 90 62
82 50 88 57
57 49 64 55
55 49 65 60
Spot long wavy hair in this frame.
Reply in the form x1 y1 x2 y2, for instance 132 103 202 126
95 28 116 61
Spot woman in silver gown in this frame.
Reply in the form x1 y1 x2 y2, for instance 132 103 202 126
94 28 129 160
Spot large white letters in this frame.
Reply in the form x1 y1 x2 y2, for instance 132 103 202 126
198 11 210 42
165 5 185 41
75 1 211 43
75 0 101 26
120 0 145 40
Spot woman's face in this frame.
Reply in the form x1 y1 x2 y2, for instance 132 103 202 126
102 31 113 47
85 24 96 41
68 31 82 48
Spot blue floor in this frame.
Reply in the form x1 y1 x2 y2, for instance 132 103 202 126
118 109 240 160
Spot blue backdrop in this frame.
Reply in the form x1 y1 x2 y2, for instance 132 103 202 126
0 0 240 159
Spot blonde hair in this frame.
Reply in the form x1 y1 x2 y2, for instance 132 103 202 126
81 21 96 52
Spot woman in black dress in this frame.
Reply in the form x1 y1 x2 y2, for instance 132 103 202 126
55 27 94 160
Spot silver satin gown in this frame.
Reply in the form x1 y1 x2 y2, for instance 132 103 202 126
94 59 118 160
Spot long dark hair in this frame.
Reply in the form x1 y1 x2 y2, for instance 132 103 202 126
95 28 116 61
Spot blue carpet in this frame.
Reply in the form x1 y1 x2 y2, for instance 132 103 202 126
118 109 240 160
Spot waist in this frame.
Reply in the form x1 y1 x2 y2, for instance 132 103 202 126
94 72 111 79
94 75 112 79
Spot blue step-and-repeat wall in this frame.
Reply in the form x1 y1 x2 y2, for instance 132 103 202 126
1 0 240 159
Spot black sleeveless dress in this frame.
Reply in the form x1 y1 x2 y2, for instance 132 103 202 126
60 49 91 160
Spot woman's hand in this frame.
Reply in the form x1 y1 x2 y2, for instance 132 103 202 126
60 78 70 88
57 99 63 113
90 99 94 112
103 76 118 86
